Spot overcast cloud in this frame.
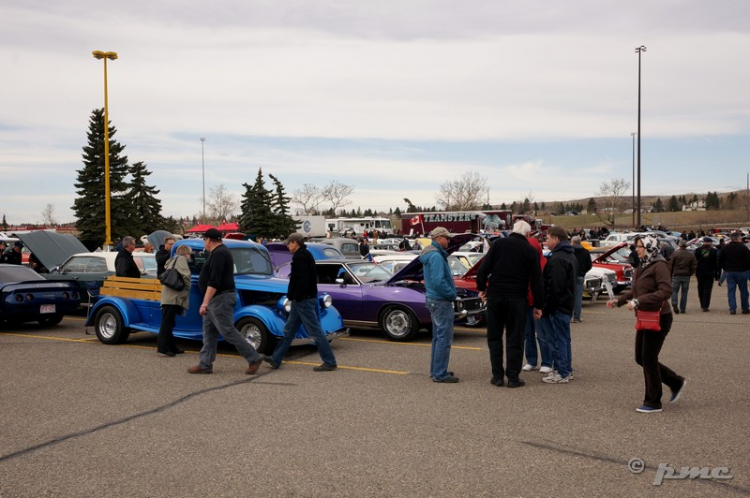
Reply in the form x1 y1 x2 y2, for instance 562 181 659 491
2 1 749 224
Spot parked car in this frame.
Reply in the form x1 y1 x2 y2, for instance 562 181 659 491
266 242 345 273
588 242 633 293
313 238 363 260
0 264 81 326
450 251 486 272
372 253 418 274
86 239 347 353
275 234 486 341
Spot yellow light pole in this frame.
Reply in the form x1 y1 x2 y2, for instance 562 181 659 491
92 50 118 246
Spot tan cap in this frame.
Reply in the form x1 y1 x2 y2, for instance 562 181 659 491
284 233 305 245
429 227 451 239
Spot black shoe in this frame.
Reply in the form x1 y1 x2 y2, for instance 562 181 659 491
490 377 504 387
433 375 459 383
743 310 750 315
673 309 680 315
313 363 338 372
507 379 526 388
730 310 736 315
157 351 176 357
680 310 686 314
262 355 280 369
702 308 709 312
173 348 185 355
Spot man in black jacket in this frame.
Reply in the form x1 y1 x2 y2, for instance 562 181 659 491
264 233 338 371
571 236 592 323
695 237 719 312
155 236 175 276
188 229 263 375
476 220 544 388
541 226 577 384
114 237 140 278
718 231 750 314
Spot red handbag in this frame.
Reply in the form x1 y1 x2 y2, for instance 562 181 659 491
635 309 661 331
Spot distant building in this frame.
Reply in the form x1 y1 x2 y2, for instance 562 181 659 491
682 200 706 212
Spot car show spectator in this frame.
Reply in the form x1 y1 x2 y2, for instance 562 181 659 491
718 231 750 314
398 236 412 251
155 236 176 276
669 239 697 314
0 241 7 263
4 241 24 265
421 227 460 383
695 237 719 312
607 234 685 414
157 244 192 357
264 233 338 372
571 235 592 323
541 226 577 384
476 220 543 388
115 236 141 278
188 228 264 375
359 237 370 259
523 236 552 374
143 242 154 253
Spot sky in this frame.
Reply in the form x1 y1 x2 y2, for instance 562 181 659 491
2 0 749 225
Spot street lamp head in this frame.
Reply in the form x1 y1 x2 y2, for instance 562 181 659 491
92 50 118 60
635 45 647 53
200 137 205 142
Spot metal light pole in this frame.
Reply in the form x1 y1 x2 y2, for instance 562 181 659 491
200 137 206 218
631 132 636 227
92 50 118 247
635 45 646 228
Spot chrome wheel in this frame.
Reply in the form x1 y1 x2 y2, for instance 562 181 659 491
380 307 419 341
98 312 118 340
236 317 269 354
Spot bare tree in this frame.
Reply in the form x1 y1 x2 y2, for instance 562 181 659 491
597 178 631 230
291 183 325 215
207 184 239 223
41 204 56 226
322 181 354 214
436 171 489 211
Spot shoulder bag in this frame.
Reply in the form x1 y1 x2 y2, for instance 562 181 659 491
632 269 662 331
159 257 185 291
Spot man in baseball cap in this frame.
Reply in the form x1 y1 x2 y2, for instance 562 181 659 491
202 228 223 240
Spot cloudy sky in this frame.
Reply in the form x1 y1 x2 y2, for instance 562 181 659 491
2 0 749 224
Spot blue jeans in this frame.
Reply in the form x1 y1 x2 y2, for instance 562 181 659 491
199 293 261 369
525 306 552 368
671 276 690 313
426 298 454 381
272 298 337 366
542 310 572 378
573 276 584 320
725 271 750 312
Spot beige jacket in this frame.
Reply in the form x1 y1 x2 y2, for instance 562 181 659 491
160 256 192 309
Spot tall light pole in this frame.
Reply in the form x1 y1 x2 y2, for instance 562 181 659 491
92 50 118 247
200 137 206 218
631 132 636 227
635 45 646 228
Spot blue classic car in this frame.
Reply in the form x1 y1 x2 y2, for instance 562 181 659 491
86 239 347 353
275 234 486 341
0 264 81 326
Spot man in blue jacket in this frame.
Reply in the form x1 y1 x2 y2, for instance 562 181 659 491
420 227 459 383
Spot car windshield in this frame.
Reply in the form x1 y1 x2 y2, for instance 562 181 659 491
347 262 392 283
0 265 44 282
135 254 157 274
231 247 273 276
448 256 469 276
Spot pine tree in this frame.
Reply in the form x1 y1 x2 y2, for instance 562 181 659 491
653 198 664 212
1 214 7 231
73 108 136 246
239 169 276 239
125 161 164 235
394 207 401 217
268 173 298 238
669 195 680 212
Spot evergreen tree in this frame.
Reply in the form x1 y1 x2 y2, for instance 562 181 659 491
669 195 680 212
540 202 546 212
500 203 507 210
533 201 539 212
522 198 531 213
73 108 136 246
1 214 7 231
268 173 298 237
239 169 276 239
653 198 664 213
125 161 164 235
394 207 402 217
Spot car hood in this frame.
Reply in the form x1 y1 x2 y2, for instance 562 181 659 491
387 233 476 285
146 230 174 250
234 274 290 293
17 231 89 270
590 242 628 262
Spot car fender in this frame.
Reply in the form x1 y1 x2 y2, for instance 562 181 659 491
86 296 141 327
234 305 286 338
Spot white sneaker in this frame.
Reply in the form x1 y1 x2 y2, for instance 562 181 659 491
522 364 537 371
542 371 569 384
568 373 574 380
539 366 553 374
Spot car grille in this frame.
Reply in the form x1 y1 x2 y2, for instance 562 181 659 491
455 297 485 313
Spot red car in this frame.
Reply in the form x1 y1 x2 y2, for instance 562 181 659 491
588 242 633 293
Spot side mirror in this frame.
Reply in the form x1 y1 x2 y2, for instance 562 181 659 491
335 278 345 286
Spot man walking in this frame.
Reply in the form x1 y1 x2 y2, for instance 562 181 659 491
571 236 592 323
421 227 459 383
669 239 697 314
541 226 577 384
115 236 140 278
695 237 719 312
264 233 338 371
718 231 750 314
476 221 544 388
188 228 263 375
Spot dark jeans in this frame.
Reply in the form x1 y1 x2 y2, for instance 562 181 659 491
635 312 684 409
486 295 527 382
696 271 715 310
271 298 337 367
157 304 181 354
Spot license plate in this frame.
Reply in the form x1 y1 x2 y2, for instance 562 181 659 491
40 304 56 314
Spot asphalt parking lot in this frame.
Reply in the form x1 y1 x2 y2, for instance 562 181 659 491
1 284 749 497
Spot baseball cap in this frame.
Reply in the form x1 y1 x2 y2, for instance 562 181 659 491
203 228 223 240
284 233 305 245
429 227 451 239
702 237 712 243
14 241 23 248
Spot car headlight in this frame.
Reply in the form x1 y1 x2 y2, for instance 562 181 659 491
321 294 333 308
283 298 292 313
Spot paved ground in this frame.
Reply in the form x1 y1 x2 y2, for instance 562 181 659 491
1 282 749 497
